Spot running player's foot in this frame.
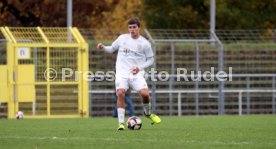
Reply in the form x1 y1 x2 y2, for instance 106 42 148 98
117 124 125 130
146 114 161 124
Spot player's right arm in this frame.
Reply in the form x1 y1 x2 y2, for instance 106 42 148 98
97 34 124 53
96 43 117 53
96 43 105 49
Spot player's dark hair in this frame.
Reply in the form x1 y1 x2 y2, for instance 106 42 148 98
127 18 141 27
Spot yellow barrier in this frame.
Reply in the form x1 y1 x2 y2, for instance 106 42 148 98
0 65 8 102
0 27 89 118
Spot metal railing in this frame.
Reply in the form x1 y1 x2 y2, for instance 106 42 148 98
88 74 276 116
88 89 276 116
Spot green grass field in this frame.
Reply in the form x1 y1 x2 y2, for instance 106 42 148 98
1 115 276 149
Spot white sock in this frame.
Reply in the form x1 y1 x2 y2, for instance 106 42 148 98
143 102 151 116
117 108 125 124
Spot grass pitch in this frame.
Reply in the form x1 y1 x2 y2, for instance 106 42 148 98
0 115 276 149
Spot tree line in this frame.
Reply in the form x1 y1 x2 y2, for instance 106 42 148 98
0 0 275 32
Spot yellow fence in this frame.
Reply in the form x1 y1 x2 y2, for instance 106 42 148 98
0 27 89 118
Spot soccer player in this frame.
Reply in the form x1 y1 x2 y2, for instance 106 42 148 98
96 18 161 130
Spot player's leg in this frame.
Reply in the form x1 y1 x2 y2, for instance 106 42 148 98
117 88 126 130
139 88 151 115
131 77 161 124
115 77 128 130
139 88 161 124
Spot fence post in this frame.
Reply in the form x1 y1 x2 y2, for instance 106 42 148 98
246 77 250 114
169 42 175 116
218 43 225 115
89 78 92 116
273 76 275 114
239 91 242 116
151 43 157 114
178 93 182 116
195 42 200 115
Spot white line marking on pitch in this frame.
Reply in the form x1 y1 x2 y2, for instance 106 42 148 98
1 136 276 146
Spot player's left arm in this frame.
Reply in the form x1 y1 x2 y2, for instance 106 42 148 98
131 41 154 74
140 41 154 70
137 57 154 70
131 57 154 74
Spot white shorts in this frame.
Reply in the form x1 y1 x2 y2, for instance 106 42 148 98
115 74 148 91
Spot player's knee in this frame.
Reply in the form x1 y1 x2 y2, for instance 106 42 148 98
140 89 149 98
117 89 126 97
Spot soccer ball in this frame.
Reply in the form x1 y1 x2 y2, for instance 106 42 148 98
127 116 142 130
16 111 24 119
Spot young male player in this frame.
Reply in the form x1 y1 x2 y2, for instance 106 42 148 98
96 18 161 130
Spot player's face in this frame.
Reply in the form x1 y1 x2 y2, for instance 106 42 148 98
128 24 140 39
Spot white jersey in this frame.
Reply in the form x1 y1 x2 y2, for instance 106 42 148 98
111 34 153 77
